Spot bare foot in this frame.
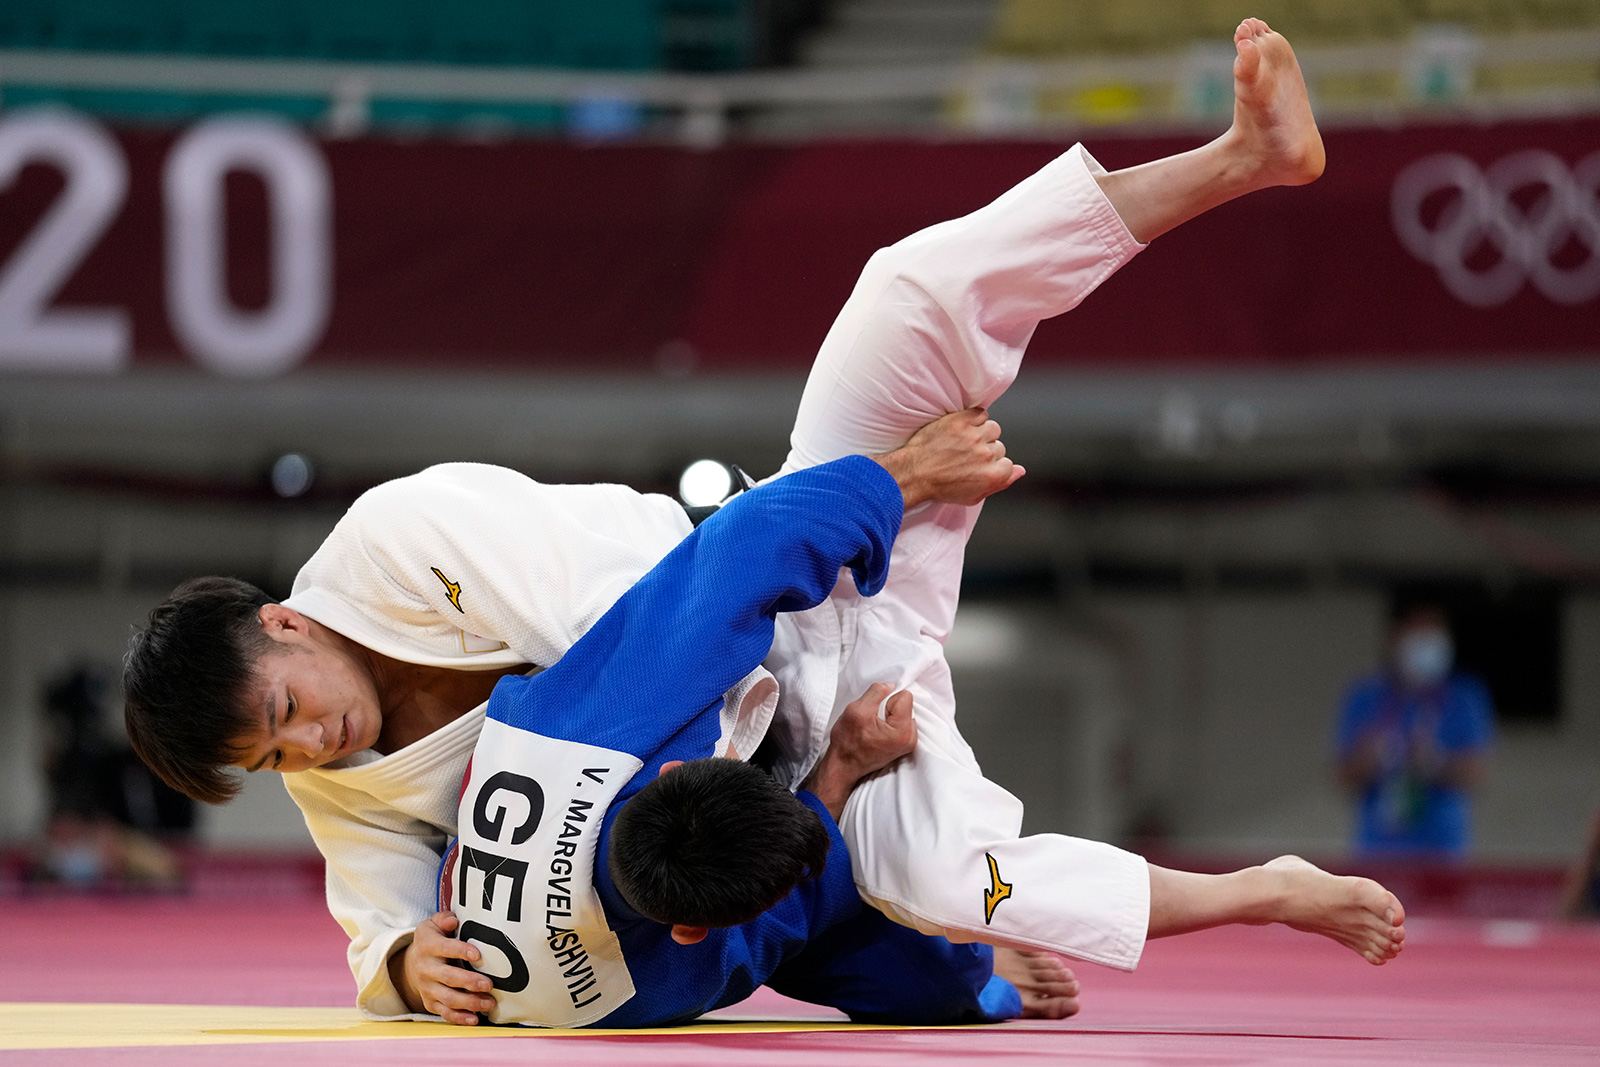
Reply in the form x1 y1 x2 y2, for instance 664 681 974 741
1229 18 1326 188
993 947 1081 1019
1264 855 1405 965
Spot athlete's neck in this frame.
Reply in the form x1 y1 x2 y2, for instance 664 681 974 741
364 648 533 754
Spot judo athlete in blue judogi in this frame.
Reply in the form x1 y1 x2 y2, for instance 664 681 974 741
440 455 1023 1028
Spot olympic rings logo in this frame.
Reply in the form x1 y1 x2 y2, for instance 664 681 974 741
1391 150 1600 307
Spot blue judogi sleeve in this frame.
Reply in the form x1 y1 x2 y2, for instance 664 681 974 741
486 454 902 796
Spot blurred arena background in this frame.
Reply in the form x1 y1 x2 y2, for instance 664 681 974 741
1 0 1598 912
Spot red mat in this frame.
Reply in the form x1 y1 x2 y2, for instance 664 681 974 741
3 894 1597 1065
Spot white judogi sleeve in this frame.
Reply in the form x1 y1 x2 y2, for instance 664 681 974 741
284 463 695 671
284 708 484 1021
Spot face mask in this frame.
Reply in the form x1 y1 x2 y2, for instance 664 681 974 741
1397 629 1453 688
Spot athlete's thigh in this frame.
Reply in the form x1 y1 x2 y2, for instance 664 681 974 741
782 265 1018 473
779 145 1140 475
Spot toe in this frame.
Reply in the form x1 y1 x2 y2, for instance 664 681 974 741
1234 36 1261 79
1043 995 1080 1020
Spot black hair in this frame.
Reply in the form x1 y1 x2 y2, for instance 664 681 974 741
123 576 276 804
607 758 831 928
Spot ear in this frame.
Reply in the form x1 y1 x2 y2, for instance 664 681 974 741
670 925 708 945
257 603 311 644
657 759 685 778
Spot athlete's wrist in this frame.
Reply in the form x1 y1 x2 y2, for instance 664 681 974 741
869 448 926 510
798 758 857 821
389 941 426 1014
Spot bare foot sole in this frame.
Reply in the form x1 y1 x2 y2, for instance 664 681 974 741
993 947 1081 1019
1265 855 1406 965
1231 18 1326 187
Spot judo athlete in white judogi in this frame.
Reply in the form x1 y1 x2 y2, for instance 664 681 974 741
125 21 1406 1026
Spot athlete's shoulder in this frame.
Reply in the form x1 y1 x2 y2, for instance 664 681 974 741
356 462 535 506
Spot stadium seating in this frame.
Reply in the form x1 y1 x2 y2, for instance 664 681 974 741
979 0 1600 127
0 0 757 69
990 0 1600 55
0 0 762 132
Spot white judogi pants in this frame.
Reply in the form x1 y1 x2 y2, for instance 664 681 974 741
776 145 1152 970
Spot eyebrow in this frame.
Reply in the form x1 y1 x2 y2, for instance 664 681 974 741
245 689 278 773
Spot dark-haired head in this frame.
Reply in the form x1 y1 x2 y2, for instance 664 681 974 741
608 758 830 929
123 576 274 804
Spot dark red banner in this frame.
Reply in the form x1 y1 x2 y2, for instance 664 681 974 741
3 114 1596 375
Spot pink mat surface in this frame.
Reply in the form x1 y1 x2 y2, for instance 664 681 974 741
4 894 1598 1065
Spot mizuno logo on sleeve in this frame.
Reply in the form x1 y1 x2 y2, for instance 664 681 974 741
431 567 465 612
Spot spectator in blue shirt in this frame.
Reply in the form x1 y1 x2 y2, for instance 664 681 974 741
1336 605 1494 859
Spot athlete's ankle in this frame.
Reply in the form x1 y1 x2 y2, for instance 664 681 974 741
1233 864 1287 926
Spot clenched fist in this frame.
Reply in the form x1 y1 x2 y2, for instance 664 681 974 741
873 406 1024 510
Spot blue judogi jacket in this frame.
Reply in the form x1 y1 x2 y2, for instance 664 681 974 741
456 456 1019 1028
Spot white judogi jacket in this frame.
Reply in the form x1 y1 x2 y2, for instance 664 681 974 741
281 463 818 1019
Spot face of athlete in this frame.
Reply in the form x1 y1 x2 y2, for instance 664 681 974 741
230 605 386 775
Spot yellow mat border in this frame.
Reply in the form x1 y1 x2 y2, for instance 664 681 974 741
0 1003 935 1050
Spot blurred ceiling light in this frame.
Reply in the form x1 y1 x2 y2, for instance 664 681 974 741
271 452 316 498
1146 391 1213 459
944 608 1023 669
679 459 734 508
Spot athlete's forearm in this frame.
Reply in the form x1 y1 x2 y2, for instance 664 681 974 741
798 763 855 821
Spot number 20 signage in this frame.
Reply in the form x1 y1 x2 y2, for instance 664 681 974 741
0 109 331 377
